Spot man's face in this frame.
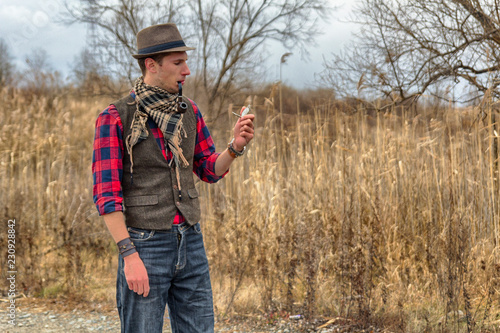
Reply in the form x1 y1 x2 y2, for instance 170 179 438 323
146 51 191 93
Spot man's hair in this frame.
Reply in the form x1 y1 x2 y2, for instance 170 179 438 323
137 53 167 76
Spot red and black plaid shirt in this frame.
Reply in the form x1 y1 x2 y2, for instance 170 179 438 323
92 92 227 224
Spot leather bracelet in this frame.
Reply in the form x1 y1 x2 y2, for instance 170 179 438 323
117 238 137 257
121 247 138 257
227 147 237 159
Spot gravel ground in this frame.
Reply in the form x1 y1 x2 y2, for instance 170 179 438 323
0 296 120 333
0 297 384 332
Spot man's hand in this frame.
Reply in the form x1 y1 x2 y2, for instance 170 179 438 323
232 107 255 151
102 212 150 297
214 106 256 175
123 252 150 297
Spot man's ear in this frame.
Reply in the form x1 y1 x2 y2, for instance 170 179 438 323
145 58 157 73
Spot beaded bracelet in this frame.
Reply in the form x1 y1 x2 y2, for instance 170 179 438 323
117 237 137 257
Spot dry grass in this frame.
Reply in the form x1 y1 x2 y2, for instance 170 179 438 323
0 87 112 298
1 85 499 332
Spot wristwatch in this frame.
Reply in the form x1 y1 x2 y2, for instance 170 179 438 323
228 138 246 158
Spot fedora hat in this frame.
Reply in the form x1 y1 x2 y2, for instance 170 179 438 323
132 23 195 59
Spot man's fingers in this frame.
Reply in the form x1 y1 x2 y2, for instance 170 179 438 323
240 132 254 141
143 281 150 297
239 117 254 128
239 125 254 134
241 114 255 121
241 121 254 129
124 256 149 296
127 278 149 296
136 284 144 295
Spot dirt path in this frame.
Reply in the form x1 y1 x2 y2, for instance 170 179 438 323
0 296 380 332
0 297 120 332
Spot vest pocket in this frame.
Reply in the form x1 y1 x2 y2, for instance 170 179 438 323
125 194 159 207
187 188 199 199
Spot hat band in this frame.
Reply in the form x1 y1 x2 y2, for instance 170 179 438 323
137 40 187 55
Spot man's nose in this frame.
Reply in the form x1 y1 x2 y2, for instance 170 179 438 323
182 64 191 76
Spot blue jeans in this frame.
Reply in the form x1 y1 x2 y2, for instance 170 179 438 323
116 222 214 332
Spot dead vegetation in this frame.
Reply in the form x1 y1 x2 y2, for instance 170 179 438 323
0 85 499 332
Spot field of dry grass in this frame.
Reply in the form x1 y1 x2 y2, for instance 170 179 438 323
1 85 500 332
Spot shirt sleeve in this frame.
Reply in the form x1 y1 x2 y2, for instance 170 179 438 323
92 106 124 215
191 100 228 183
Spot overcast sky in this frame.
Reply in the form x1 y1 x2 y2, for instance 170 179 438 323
0 0 358 89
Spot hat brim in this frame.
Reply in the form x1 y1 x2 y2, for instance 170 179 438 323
132 46 195 59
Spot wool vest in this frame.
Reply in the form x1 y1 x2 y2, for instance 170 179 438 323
112 94 200 230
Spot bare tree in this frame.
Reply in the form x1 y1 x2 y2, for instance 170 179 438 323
21 48 62 96
0 39 14 86
320 0 500 106
188 0 331 120
63 0 184 87
62 0 332 118
71 48 116 96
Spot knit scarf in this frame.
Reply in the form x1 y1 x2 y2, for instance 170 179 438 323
126 76 189 192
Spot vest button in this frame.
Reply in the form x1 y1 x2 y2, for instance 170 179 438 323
173 185 178 190
176 201 181 206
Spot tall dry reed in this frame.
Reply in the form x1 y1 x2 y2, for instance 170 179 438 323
202 94 500 331
0 87 112 300
0 85 499 331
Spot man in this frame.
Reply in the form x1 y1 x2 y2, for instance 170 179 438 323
92 23 254 332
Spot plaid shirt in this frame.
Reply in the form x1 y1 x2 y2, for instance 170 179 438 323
92 92 227 224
